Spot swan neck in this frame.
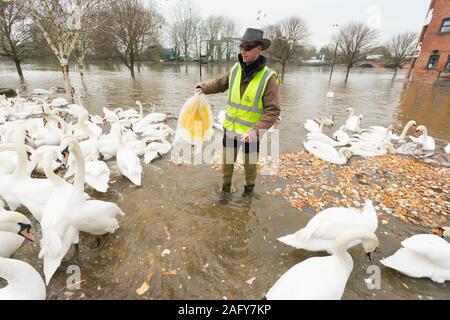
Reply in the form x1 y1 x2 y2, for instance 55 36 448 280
91 139 100 161
421 127 428 139
332 230 374 257
13 144 28 178
399 122 413 139
71 142 85 191
43 150 66 186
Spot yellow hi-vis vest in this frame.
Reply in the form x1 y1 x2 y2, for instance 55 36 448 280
223 62 278 135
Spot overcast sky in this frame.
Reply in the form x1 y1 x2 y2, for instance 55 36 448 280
157 0 430 48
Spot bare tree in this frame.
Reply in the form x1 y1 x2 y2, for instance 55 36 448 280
202 15 224 62
170 0 201 62
168 23 182 61
0 0 32 80
266 16 310 82
105 0 163 77
25 0 98 102
222 18 236 62
74 1 106 76
385 32 418 77
334 22 378 82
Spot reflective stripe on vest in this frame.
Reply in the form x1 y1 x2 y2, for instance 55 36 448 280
223 62 277 135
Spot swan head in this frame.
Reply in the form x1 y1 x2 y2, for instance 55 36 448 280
407 120 416 127
59 137 76 166
432 226 450 238
346 107 354 113
339 147 353 160
362 233 379 262
0 211 35 242
382 141 396 153
416 125 426 133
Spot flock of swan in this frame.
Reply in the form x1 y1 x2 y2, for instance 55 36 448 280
0 89 178 300
0 90 448 300
266 200 450 299
303 107 450 166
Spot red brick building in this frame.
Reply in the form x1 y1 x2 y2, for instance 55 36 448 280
410 0 450 82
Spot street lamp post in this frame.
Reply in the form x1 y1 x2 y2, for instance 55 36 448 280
199 39 209 79
327 24 339 98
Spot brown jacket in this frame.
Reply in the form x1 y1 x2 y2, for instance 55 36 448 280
197 63 281 135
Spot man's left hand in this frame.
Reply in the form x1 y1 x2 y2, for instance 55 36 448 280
240 130 256 143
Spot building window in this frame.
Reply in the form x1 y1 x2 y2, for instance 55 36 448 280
446 56 450 72
441 18 450 33
427 54 440 69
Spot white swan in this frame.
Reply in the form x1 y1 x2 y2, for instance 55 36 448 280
314 115 334 127
333 126 350 143
103 107 119 123
307 132 349 147
0 129 54 221
39 146 80 285
144 138 172 164
380 234 450 283
303 140 353 165
409 125 435 151
32 87 57 96
445 144 450 155
266 229 379 300
132 102 167 133
0 200 34 258
141 124 174 140
83 140 110 193
350 125 394 144
350 141 395 158
345 108 363 132
40 141 123 284
278 199 378 253
392 120 416 142
115 125 142 186
0 257 46 300
304 119 323 133
62 139 124 235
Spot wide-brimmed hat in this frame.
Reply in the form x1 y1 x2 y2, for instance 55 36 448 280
240 28 271 51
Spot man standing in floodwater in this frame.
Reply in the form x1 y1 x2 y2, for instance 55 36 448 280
195 28 281 198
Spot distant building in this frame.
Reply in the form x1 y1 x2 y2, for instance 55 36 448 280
303 54 326 65
163 49 176 62
365 54 384 60
409 0 450 82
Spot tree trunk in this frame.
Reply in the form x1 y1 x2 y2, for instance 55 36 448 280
77 58 84 77
345 66 351 83
281 62 286 83
13 59 24 81
129 53 135 77
62 64 74 103
392 66 399 79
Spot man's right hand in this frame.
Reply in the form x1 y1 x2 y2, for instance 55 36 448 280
195 87 203 95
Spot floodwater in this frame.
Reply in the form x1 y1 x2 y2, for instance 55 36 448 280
0 60 449 300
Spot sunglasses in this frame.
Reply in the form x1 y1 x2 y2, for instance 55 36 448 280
239 43 260 51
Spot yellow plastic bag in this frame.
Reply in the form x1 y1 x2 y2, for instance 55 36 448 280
175 94 213 145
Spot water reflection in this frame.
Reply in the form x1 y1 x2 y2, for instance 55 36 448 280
396 82 450 143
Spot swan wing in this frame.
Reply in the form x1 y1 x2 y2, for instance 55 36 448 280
266 256 349 300
401 235 450 268
71 200 123 235
380 247 450 283
304 119 320 133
